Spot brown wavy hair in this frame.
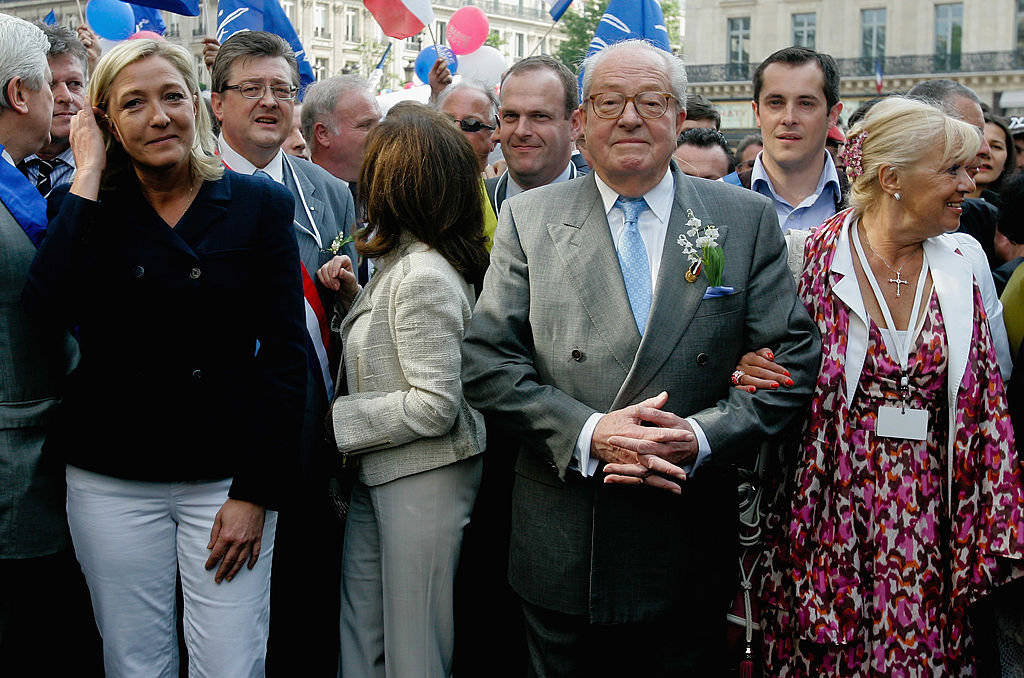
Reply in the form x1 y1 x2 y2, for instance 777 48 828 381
357 104 488 279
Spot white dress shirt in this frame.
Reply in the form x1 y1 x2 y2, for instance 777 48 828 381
217 134 285 182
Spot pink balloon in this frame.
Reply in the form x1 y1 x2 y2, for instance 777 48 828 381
129 30 164 40
446 6 488 56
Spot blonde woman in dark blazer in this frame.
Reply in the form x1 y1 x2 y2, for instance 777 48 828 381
323 105 489 678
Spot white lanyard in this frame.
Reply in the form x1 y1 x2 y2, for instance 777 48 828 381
282 155 323 250
851 222 929 397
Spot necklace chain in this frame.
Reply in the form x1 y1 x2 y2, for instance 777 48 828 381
180 180 195 222
861 227 917 298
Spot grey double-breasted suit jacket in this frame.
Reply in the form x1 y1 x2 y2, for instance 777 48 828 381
462 165 820 625
0 203 78 558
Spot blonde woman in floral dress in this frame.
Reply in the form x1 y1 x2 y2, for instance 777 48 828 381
751 96 1024 676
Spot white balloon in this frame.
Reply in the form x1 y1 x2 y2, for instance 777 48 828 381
455 46 508 90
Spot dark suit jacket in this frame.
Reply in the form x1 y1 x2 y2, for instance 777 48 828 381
24 172 307 509
462 167 820 624
483 161 581 216
957 197 1000 272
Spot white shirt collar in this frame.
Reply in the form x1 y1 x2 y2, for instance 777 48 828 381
506 160 574 199
217 133 286 183
1 149 15 167
593 166 674 223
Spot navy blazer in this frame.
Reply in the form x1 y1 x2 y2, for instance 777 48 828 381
25 171 307 509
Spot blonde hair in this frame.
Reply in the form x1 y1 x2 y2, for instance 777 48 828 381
845 96 980 217
89 39 223 185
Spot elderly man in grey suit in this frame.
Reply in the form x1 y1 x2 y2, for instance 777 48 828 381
0 13 100 673
462 40 820 676
210 30 356 674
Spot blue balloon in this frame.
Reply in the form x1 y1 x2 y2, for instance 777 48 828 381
87 0 135 41
414 45 458 85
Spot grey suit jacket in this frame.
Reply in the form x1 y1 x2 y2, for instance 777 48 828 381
462 166 820 623
279 156 356 473
282 155 356 290
331 238 485 487
0 203 78 558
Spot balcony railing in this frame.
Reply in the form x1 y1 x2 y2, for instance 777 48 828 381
433 0 549 21
687 51 1024 84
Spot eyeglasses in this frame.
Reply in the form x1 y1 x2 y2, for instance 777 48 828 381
450 117 496 133
222 82 298 101
587 91 676 120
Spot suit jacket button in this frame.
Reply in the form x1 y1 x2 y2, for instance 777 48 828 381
132 265 144 278
192 369 204 381
570 348 583 361
189 267 202 280
696 352 709 366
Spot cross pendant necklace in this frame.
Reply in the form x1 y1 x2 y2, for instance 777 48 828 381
862 229 915 298
888 271 909 298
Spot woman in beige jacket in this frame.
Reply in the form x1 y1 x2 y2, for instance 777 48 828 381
326 105 489 678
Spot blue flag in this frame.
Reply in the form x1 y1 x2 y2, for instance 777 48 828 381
122 0 199 17
132 4 166 34
548 0 572 21
217 0 314 92
586 0 670 56
43 10 57 25
579 0 671 101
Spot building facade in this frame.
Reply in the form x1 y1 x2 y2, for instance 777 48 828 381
0 0 570 91
683 0 1024 134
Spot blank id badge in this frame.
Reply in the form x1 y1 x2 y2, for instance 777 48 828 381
877 405 929 440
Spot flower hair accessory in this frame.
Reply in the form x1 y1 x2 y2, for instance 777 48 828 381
839 131 867 180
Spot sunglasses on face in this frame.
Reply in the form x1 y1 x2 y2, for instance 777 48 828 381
450 117 497 133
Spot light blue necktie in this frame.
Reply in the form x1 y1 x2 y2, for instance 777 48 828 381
253 169 272 181
614 196 652 335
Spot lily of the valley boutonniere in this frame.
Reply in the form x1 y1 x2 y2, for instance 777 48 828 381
677 209 724 286
323 230 355 256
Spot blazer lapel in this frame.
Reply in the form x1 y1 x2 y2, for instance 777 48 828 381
613 170 719 406
285 157 326 240
924 237 972 410
546 176 640 375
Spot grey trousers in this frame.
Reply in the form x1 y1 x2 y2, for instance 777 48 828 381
339 455 483 678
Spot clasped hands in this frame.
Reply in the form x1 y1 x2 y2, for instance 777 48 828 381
317 255 359 310
595 391 695 494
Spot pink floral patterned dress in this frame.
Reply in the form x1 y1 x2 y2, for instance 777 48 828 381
762 210 1024 677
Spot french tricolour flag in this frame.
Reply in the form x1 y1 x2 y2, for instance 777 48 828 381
875 60 884 94
363 0 433 39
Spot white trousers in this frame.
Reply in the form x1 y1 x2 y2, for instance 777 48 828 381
339 455 482 678
66 465 277 678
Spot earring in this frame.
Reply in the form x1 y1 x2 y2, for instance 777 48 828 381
893 192 902 201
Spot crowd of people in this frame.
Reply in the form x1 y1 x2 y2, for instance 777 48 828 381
3 10 1024 678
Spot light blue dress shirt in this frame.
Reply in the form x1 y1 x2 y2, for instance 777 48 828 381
751 150 841 231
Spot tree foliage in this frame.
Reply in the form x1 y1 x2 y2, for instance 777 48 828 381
554 0 609 72
554 0 683 73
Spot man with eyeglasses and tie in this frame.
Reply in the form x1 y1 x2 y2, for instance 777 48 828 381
209 30 356 676
19 23 87 198
462 39 819 676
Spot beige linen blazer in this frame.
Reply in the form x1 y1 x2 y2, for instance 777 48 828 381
331 238 485 486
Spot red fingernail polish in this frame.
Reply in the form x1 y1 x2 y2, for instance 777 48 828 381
747 386 756 393
770 382 779 389
783 369 791 377
766 351 774 360
785 378 794 387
